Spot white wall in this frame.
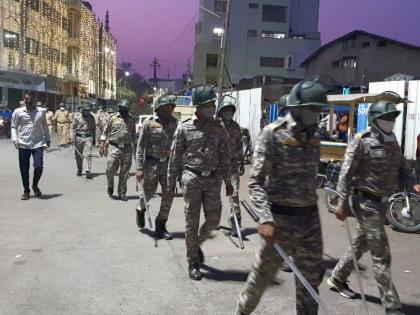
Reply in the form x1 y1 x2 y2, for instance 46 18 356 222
405 81 420 160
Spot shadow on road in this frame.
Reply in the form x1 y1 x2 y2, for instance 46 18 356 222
37 193 63 200
201 265 249 282
87 172 105 179
358 294 420 315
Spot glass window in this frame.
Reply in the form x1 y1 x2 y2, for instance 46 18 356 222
260 57 285 68
3 31 19 50
331 60 340 68
25 38 39 55
214 1 227 13
206 54 218 67
247 30 257 38
261 31 286 39
249 3 258 9
361 41 370 48
342 56 357 68
262 5 287 23
27 0 40 11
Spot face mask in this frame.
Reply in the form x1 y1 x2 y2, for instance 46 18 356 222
221 111 234 120
119 109 129 117
25 99 34 107
82 110 89 116
201 107 216 118
376 119 395 134
291 108 320 126
60 107 65 111
157 111 172 121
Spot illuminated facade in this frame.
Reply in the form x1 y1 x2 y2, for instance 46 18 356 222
0 0 117 108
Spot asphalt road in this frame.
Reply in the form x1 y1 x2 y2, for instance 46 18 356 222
1 136 420 315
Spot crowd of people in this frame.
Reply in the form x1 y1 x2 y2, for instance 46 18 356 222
8 80 419 315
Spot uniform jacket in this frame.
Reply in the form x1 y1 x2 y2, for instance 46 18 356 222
100 113 136 145
72 112 96 138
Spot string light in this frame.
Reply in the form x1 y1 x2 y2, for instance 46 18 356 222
1 0 117 99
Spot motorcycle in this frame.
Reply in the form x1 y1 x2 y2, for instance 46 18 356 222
387 186 420 233
241 128 252 164
319 161 342 213
0 118 11 138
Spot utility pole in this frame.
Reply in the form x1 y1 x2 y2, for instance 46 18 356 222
150 57 160 89
217 0 232 99
187 59 191 86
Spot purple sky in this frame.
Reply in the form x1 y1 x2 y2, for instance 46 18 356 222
89 0 420 79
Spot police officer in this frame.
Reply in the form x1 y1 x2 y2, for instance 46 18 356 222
236 80 328 315
54 104 70 147
44 104 54 135
68 109 75 144
327 100 420 315
168 85 233 281
216 96 244 235
135 94 178 239
72 105 96 179
100 99 136 201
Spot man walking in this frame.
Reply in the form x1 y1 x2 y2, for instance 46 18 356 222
217 96 245 235
11 92 50 200
135 94 178 239
236 80 328 315
72 105 96 179
54 103 70 147
100 99 136 201
168 85 233 281
327 100 420 315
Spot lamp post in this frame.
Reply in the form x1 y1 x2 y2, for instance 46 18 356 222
117 71 130 99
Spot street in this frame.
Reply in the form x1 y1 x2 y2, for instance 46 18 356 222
1 137 420 315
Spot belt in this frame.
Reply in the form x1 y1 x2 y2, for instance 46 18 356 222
76 133 92 138
110 141 131 147
271 203 318 216
146 155 168 162
354 189 387 203
185 166 215 177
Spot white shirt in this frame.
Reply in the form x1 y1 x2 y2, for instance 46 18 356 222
11 106 51 149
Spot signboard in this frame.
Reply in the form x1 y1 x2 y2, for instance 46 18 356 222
0 70 45 92
357 103 369 132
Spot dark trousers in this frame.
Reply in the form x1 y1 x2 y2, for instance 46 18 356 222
18 147 44 193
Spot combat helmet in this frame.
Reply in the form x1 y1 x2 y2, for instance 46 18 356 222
192 85 218 106
368 101 400 124
286 79 328 108
217 95 237 117
155 94 177 112
118 99 131 110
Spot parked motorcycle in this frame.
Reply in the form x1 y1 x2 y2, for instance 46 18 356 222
387 187 420 233
241 128 252 164
0 118 11 138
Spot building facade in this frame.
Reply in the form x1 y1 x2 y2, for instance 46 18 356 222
194 0 321 87
301 30 420 91
0 0 117 109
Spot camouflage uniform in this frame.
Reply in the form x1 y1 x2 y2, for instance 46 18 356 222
168 116 231 264
46 111 54 134
68 111 74 142
237 114 323 315
72 112 96 173
221 118 243 216
54 109 70 145
101 113 136 196
137 115 178 220
94 112 101 146
331 126 415 310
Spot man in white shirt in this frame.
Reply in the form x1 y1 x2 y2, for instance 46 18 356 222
11 92 51 200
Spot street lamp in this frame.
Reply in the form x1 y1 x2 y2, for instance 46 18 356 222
213 26 225 37
118 71 130 99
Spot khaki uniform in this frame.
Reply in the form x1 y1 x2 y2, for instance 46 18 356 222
72 112 96 173
168 116 231 264
46 111 54 134
68 112 74 142
332 126 415 310
221 118 243 216
237 114 323 315
54 109 70 145
101 113 136 195
137 115 178 221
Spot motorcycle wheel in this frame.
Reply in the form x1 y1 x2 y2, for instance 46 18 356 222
324 189 339 213
387 194 420 233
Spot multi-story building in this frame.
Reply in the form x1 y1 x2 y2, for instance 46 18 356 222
0 0 117 109
301 30 420 91
194 0 321 87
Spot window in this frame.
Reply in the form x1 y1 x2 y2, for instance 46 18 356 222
342 38 357 49
62 17 68 30
27 0 40 11
377 40 388 47
25 38 39 55
206 54 218 67
286 55 294 69
342 56 357 68
332 60 340 68
247 30 257 38
261 31 286 39
361 41 370 48
214 1 227 13
8 52 16 68
260 57 285 68
3 31 19 49
42 1 50 16
262 5 287 23
29 59 35 72
292 34 305 39
249 3 258 9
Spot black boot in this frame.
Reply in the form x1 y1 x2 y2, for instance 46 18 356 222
188 263 202 281
198 247 204 264
155 219 173 240
107 187 113 198
86 171 92 179
136 210 145 228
